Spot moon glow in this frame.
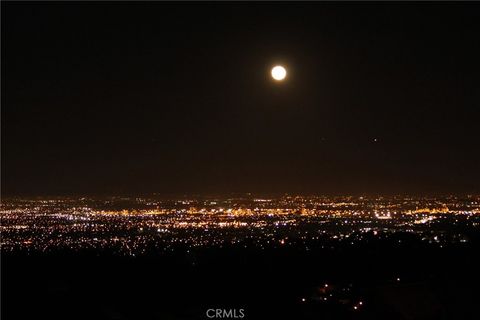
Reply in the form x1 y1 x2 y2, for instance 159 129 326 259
271 66 287 81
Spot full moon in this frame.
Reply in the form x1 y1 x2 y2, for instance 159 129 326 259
271 65 287 81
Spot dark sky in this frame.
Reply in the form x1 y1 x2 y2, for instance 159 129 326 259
2 2 480 196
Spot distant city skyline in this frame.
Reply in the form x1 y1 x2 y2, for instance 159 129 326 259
2 194 477 254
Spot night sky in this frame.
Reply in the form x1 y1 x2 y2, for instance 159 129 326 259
2 2 480 196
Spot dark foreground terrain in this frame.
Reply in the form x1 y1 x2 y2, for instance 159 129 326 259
3 236 480 320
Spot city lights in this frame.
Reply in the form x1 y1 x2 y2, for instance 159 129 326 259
1 195 478 255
